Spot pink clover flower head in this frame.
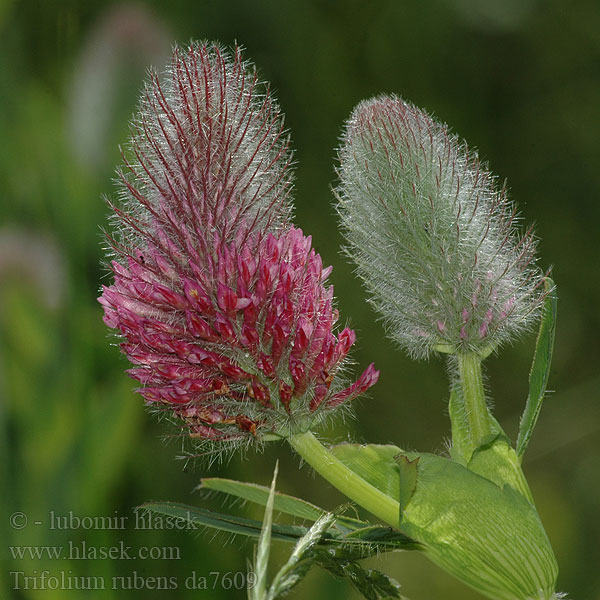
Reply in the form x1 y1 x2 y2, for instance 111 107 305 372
99 42 378 446
336 95 547 358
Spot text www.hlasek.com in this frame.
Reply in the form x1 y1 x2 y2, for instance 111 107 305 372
9 541 180 561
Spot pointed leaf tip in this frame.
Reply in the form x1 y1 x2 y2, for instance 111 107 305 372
516 278 557 458
394 454 419 521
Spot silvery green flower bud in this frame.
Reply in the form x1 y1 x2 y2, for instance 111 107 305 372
336 95 546 358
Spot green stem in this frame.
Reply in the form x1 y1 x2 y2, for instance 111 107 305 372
456 353 492 446
287 430 400 527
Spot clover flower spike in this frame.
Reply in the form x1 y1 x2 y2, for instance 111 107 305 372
99 42 378 448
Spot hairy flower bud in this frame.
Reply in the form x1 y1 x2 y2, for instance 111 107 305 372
336 95 546 358
99 42 378 449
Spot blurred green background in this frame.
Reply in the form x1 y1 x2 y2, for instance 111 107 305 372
1 0 599 598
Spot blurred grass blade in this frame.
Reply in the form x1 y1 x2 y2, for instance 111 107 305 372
252 462 278 600
139 501 307 542
516 278 557 458
200 477 365 531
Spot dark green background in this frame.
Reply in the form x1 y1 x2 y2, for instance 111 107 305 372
1 1 599 598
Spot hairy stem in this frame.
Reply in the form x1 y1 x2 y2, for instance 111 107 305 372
457 353 492 446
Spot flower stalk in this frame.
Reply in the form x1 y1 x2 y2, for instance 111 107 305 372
287 431 400 528
456 352 492 447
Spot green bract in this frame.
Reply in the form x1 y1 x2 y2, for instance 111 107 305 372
331 443 558 600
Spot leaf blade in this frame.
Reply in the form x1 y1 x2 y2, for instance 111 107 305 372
330 443 403 500
199 476 365 531
139 501 308 543
252 462 278 600
516 278 557 458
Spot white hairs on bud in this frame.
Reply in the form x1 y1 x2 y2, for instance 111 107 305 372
111 41 294 258
336 95 545 358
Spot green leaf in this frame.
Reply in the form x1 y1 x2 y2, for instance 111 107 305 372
142 497 415 600
339 526 421 558
139 500 416 554
139 501 308 543
516 278 557 458
266 510 409 600
468 435 534 504
200 477 364 531
399 452 558 600
329 443 424 527
268 511 337 598
330 443 403 501
252 462 278 600
315 550 404 600
394 455 419 519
